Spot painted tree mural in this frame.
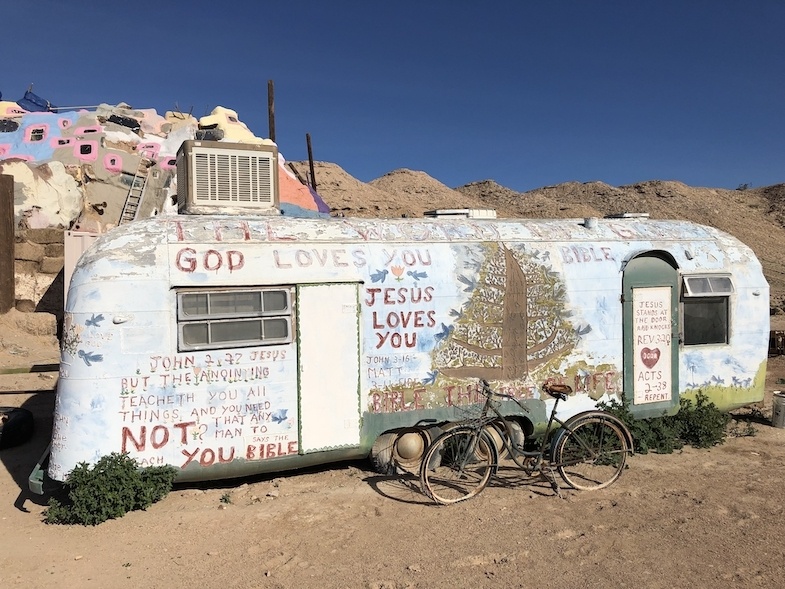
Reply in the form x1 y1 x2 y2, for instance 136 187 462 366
434 243 580 380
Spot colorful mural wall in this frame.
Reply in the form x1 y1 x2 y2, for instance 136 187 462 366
0 90 330 232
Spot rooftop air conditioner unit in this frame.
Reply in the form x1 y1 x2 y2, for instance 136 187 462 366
176 140 280 215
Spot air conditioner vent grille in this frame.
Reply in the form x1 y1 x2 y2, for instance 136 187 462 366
192 152 274 204
177 140 280 215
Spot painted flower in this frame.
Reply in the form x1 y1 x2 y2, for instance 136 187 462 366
391 265 405 281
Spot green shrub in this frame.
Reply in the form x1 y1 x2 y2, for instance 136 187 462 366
45 453 178 526
677 392 731 448
601 392 731 454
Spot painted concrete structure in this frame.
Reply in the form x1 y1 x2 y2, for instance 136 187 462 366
0 97 329 233
38 213 770 488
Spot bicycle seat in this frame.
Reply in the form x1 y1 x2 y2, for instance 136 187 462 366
541 383 572 400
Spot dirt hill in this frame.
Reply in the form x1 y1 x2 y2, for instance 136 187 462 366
289 161 785 311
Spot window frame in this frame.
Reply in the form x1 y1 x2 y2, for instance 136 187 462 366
680 274 733 346
25 125 49 143
176 286 294 352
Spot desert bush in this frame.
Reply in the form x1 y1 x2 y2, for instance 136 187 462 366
44 453 178 526
601 392 730 454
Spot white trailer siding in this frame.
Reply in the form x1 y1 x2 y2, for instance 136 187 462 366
47 215 769 484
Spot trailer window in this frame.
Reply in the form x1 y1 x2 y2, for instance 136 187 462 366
681 275 733 346
177 288 292 351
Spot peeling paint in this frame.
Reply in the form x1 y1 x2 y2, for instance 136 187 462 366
45 214 770 484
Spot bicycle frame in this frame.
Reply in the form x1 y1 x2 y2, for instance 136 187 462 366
473 386 561 475
474 381 632 476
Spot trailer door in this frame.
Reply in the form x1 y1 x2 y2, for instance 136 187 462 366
297 283 361 452
622 254 680 418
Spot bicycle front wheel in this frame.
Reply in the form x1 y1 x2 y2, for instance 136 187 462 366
554 417 629 491
420 427 497 505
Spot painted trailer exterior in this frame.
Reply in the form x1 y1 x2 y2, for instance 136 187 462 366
40 213 769 487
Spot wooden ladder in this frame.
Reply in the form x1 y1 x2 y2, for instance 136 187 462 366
119 159 150 224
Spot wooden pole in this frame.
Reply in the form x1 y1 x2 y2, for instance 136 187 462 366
306 133 317 190
267 80 276 143
0 174 15 313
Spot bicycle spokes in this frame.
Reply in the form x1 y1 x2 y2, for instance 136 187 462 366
555 417 629 491
420 428 496 505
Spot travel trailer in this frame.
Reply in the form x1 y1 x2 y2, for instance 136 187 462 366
29 141 770 492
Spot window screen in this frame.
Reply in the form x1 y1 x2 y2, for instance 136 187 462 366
681 275 732 346
683 275 733 297
177 288 292 351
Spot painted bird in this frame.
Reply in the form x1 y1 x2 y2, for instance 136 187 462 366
271 409 288 424
370 269 389 283
85 313 105 327
77 350 104 366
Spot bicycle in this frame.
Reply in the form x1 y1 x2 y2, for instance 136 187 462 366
419 379 633 505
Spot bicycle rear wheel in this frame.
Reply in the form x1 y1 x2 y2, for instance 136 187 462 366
554 416 629 491
419 427 497 505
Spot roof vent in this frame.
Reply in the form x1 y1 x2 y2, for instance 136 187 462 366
423 209 497 219
604 212 650 219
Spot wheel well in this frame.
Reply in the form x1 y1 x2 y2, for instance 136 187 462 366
369 425 444 475
508 415 534 439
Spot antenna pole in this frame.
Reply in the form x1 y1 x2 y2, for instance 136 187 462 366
306 133 316 190
267 80 276 143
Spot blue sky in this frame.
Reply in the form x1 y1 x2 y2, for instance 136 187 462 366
4 1 783 192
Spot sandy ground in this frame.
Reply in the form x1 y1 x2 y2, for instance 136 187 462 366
2 332 785 588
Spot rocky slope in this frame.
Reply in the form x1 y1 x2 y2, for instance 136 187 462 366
289 161 785 311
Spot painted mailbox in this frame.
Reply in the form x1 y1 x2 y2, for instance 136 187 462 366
31 212 770 491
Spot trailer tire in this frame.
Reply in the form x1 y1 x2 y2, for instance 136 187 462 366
370 432 398 475
0 407 34 450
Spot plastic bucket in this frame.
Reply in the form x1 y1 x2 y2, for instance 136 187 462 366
772 392 785 428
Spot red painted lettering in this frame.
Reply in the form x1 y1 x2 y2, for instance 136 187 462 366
204 250 222 271
122 426 145 452
227 250 244 271
181 447 199 468
365 287 381 306
200 448 216 466
175 248 197 272
173 421 196 444
383 288 396 305
150 425 169 449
